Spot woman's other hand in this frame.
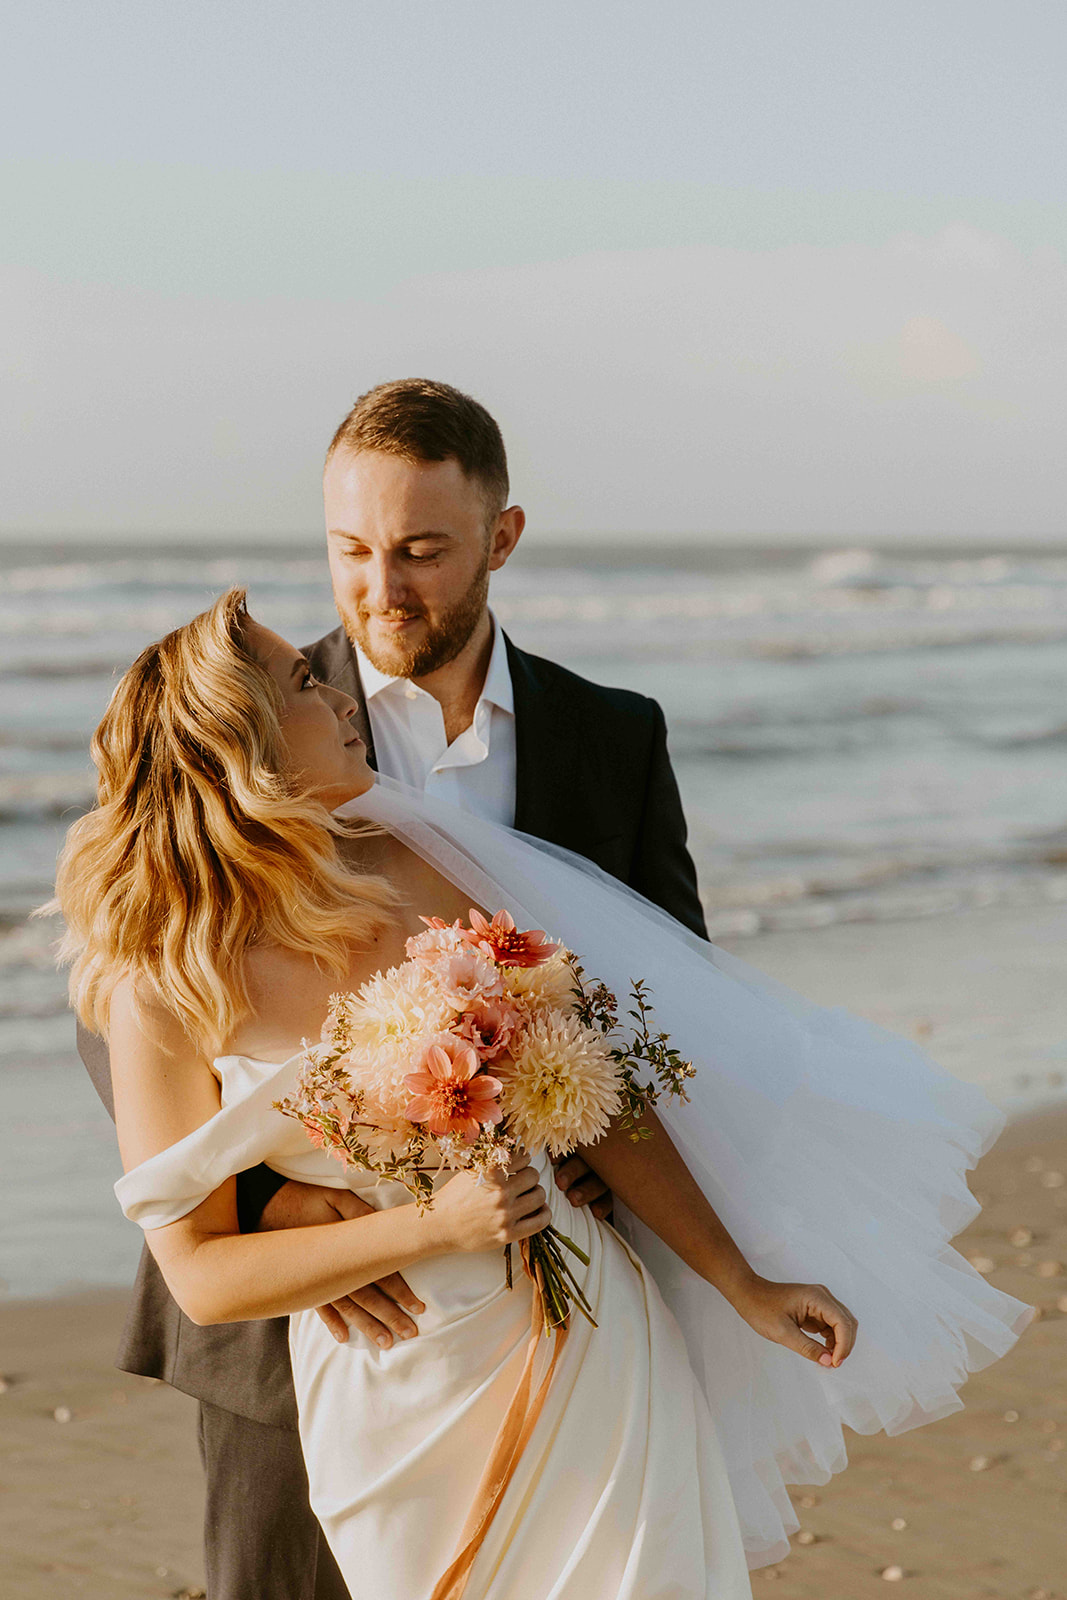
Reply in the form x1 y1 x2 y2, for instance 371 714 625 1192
730 1275 858 1368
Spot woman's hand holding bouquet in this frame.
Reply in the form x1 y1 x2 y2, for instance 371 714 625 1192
428 1152 553 1253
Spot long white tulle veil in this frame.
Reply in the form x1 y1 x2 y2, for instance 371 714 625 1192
338 774 1034 1565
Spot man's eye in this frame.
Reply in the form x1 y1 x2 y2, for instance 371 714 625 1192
407 550 442 563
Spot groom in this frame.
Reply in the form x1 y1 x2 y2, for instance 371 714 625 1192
78 378 707 1600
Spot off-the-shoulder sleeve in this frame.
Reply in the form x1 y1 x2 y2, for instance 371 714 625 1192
115 1055 305 1229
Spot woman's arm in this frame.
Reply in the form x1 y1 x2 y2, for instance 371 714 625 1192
109 983 550 1326
578 1107 858 1367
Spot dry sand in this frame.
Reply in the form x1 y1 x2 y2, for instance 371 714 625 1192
0 1291 204 1599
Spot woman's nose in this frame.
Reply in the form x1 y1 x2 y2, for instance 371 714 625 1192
329 686 359 722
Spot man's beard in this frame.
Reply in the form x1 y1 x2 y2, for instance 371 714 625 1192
340 548 492 680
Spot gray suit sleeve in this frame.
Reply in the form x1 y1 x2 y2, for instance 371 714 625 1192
629 702 708 940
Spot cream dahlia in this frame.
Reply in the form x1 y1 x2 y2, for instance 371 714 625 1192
405 918 468 965
352 964 455 1048
497 1012 622 1157
502 947 578 1011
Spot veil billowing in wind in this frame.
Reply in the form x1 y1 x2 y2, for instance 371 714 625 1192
342 776 1032 1566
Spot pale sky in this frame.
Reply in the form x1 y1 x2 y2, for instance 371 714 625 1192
3 1 1066 539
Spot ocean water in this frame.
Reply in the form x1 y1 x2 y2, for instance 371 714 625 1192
2 535 1067 1296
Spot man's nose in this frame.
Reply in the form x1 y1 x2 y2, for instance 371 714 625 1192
365 554 410 614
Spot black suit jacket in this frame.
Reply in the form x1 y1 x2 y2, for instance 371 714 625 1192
77 625 706 1427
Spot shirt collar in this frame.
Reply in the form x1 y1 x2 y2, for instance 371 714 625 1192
354 611 513 715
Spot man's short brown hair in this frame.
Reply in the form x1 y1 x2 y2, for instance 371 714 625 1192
325 379 509 515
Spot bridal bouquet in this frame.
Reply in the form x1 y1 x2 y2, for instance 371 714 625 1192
275 909 695 1334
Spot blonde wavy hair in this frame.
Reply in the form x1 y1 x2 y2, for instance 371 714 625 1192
51 587 397 1056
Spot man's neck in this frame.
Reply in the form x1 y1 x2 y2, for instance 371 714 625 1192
407 609 495 745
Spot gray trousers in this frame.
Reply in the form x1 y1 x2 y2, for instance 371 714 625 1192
197 1401 350 1600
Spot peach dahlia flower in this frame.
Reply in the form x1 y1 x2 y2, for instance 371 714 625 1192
404 1035 504 1143
466 909 558 968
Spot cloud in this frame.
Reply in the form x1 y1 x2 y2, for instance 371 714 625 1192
848 315 985 390
3 225 1065 538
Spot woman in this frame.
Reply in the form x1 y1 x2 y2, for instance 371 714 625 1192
55 590 1031 1598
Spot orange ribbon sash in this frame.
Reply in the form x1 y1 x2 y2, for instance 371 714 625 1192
430 1248 570 1600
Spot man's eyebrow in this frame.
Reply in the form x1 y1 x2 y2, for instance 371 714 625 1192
326 529 455 543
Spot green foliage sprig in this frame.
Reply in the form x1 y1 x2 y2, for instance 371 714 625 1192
571 965 696 1142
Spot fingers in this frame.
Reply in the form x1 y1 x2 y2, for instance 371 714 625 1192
500 1143 530 1178
512 1203 553 1240
814 1292 858 1367
499 1175 547 1223
323 1284 427 1349
552 1155 588 1192
567 1176 611 1209
313 1303 350 1341
796 1288 858 1368
504 1165 544 1200
376 1271 427 1318
553 1155 611 1210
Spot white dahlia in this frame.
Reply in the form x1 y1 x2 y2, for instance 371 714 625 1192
497 1011 622 1157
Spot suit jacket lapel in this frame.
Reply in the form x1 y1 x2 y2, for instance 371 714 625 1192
507 634 578 843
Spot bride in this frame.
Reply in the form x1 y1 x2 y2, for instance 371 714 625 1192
54 589 1032 1599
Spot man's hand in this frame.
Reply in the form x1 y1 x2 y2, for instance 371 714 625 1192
551 1152 613 1221
257 1180 426 1348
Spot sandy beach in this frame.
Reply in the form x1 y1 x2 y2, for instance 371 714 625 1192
2 903 1066 1599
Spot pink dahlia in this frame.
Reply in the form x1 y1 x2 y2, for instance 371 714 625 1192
455 995 524 1061
430 948 504 1009
405 917 468 965
466 908 558 968
403 1036 504 1143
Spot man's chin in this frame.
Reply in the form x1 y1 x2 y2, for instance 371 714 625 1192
355 623 428 678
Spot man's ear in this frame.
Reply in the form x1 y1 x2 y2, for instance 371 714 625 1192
489 505 525 571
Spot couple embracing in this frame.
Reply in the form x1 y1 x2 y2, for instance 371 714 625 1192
66 380 1031 1600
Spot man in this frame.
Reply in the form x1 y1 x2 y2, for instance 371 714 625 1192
78 379 707 1599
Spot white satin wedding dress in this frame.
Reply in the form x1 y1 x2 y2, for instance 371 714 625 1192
116 777 1033 1597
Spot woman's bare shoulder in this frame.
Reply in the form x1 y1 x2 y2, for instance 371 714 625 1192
109 973 200 1060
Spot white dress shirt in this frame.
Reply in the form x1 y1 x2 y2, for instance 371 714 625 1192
353 614 517 827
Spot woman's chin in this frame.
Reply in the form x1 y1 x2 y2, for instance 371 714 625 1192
321 770 376 811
